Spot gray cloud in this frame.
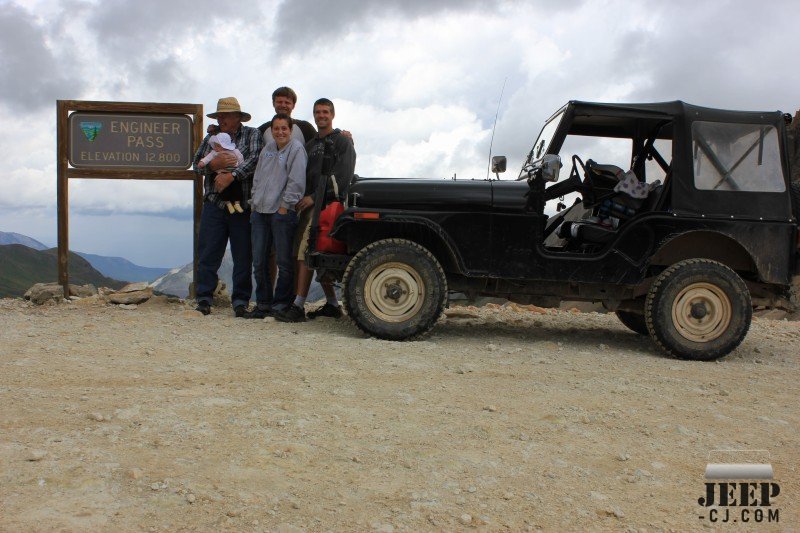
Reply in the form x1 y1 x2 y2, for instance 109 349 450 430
84 0 265 93
614 1 800 111
0 3 84 111
273 0 585 48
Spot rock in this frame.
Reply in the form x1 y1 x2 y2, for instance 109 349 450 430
212 280 231 307
118 282 150 293
71 284 97 298
119 304 138 310
129 468 144 479
755 309 788 320
617 452 630 461
445 309 480 319
24 283 64 305
73 295 103 306
486 343 498 352
483 405 498 412
24 282 99 305
108 289 153 305
139 295 170 308
89 412 105 422
559 300 606 313
459 514 472 525
186 493 196 504
27 450 47 461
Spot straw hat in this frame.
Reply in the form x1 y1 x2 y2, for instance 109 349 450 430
207 97 251 122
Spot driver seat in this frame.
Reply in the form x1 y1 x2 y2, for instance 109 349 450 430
557 218 617 244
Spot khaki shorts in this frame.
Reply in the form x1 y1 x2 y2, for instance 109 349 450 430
293 208 313 260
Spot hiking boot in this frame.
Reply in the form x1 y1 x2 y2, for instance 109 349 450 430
234 305 247 318
243 307 272 319
307 303 342 319
275 304 306 323
195 302 211 315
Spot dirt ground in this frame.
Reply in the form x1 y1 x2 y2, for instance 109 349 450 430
0 297 798 532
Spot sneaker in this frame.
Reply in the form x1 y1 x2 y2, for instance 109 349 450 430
275 304 307 323
234 305 246 318
195 302 211 315
307 303 342 319
243 307 273 319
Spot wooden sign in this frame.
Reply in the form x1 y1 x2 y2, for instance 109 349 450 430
57 100 205 298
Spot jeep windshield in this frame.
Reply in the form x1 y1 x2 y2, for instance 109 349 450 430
517 109 565 180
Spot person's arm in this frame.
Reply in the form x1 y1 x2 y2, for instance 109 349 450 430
198 150 218 168
296 120 317 143
231 127 263 182
192 135 213 174
281 143 307 212
331 135 357 200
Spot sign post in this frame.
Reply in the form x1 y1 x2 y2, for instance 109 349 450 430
56 100 204 298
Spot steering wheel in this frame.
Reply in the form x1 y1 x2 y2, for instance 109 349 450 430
574 155 596 198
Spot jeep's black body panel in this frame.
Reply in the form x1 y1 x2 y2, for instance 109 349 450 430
330 180 795 286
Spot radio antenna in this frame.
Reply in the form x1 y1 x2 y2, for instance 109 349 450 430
486 77 507 180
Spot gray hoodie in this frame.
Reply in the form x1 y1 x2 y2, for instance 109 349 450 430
250 138 307 213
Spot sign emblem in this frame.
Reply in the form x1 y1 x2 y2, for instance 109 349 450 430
80 121 102 142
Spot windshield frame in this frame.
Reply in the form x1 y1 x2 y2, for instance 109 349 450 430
518 107 566 180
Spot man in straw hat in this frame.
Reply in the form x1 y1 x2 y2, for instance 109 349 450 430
192 97 263 316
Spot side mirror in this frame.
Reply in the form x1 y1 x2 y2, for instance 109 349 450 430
491 155 507 175
541 154 561 182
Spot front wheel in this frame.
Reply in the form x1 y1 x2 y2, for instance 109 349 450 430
342 239 447 340
645 259 751 360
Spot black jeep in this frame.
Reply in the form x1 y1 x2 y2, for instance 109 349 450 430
307 101 799 360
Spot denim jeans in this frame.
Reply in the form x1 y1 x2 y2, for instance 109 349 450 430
196 202 252 309
251 210 297 310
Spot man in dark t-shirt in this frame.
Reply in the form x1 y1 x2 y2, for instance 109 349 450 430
257 86 316 145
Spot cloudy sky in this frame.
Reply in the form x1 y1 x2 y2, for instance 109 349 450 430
0 0 797 267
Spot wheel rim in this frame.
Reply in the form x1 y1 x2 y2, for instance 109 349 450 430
671 282 731 342
364 262 425 323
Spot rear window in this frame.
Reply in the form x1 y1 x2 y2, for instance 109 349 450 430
692 121 784 192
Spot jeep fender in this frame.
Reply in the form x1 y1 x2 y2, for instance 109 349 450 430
648 230 758 278
332 214 467 274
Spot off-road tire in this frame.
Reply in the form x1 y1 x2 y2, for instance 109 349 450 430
615 310 648 336
645 259 751 361
342 239 447 340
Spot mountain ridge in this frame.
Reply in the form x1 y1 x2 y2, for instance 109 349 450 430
0 245 126 298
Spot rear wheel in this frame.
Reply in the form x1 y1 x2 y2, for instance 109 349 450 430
645 259 751 360
615 310 648 335
342 239 447 340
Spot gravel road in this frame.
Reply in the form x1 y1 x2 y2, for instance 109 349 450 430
1 297 797 531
